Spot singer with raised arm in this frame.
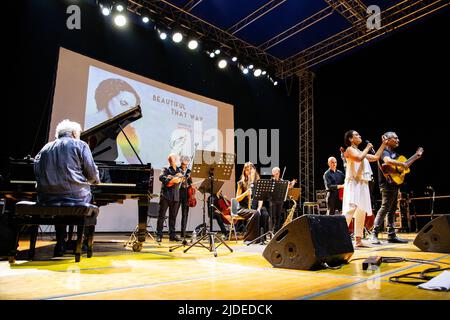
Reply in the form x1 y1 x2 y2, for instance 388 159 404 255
370 131 424 244
342 130 388 247
235 162 269 243
156 153 183 243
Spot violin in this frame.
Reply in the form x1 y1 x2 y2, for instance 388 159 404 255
187 185 197 207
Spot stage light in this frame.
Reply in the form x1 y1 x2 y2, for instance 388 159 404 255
218 59 227 69
101 7 111 16
232 56 238 62
242 68 249 74
253 69 262 77
116 4 124 12
248 64 254 69
188 39 199 50
214 49 221 55
262 70 267 75
142 16 150 23
98 0 112 15
159 30 167 40
172 32 183 43
114 14 127 27
273 81 278 86
209 52 215 58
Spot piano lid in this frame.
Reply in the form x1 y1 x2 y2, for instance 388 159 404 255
80 105 142 161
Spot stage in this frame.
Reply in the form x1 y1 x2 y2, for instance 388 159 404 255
1 233 448 300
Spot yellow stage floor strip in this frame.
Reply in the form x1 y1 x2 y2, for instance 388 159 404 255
0 233 449 300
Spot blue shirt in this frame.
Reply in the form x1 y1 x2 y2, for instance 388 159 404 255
34 134 100 202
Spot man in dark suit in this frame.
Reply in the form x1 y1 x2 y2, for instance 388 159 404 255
156 154 183 242
323 157 345 215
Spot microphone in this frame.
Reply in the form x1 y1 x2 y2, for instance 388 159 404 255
365 140 376 154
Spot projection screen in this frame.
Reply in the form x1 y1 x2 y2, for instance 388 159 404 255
49 47 235 231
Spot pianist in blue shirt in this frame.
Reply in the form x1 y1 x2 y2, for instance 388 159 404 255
34 119 100 256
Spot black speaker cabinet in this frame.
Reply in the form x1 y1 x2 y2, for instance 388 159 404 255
413 215 450 253
263 215 354 270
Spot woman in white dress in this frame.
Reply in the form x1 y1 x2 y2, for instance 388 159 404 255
342 130 388 247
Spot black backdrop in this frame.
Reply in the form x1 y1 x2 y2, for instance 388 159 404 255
8 0 450 202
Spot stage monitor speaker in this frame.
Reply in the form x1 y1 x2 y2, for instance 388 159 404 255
413 215 450 253
262 215 354 270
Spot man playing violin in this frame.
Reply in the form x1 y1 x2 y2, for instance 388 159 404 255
178 155 193 239
157 153 183 242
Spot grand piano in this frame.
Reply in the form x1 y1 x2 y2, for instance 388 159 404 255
0 105 154 251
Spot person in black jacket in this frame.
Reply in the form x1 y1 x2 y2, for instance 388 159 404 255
178 155 193 239
323 157 345 215
157 154 183 242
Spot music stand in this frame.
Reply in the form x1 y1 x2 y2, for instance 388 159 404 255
246 179 289 245
182 150 235 257
194 178 224 237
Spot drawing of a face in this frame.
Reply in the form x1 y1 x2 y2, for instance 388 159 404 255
107 91 137 117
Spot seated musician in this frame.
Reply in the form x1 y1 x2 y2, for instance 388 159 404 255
323 157 345 215
209 191 230 239
235 162 269 243
157 153 183 242
34 119 100 257
269 167 296 232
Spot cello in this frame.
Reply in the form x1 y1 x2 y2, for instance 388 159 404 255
214 190 232 224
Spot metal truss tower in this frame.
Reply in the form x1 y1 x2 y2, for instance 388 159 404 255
298 70 315 203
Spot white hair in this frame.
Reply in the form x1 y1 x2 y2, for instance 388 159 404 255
272 167 280 174
55 119 82 139
180 155 190 163
328 157 337 164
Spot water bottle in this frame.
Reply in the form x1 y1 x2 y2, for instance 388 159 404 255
191 229 197 243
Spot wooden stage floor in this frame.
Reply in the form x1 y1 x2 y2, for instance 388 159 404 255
1 233 449 300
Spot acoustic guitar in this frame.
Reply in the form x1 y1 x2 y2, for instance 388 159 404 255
381 147 424 185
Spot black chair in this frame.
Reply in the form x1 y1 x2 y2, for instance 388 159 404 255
14 201 99 262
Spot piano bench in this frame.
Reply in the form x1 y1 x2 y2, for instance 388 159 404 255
14 201 99 262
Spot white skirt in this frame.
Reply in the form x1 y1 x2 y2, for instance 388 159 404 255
342 178 373 216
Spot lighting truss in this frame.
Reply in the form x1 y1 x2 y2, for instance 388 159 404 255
127 0 280 71
277 0 449 78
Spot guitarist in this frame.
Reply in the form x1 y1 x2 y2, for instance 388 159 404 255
371 132 423 244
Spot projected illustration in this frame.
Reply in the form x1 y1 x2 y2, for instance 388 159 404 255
84 66 218 168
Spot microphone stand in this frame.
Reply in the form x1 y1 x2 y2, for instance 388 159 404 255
429 187 435 221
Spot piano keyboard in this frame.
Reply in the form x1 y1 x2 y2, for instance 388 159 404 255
10 181 137 188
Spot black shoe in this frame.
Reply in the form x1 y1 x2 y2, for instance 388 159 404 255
169 236 181 242
156 235 162 243
387 236 408 243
